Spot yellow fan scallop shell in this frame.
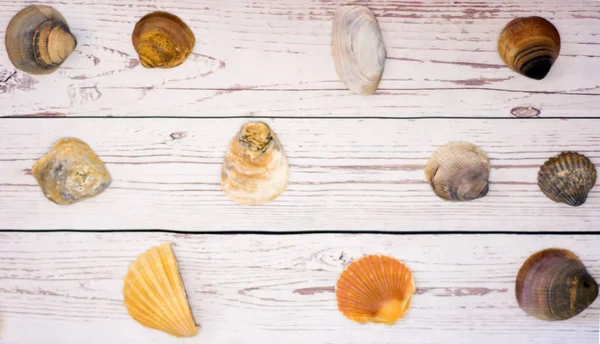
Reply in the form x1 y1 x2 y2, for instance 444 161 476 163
132 11 195 69
123 244 198 337
336 255 415 325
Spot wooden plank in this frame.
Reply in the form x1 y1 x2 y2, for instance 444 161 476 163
0 233 598 344
0 118 599 232
0 0 599 117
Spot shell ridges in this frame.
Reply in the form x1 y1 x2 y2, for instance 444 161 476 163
336 255 415 325
424 142 490 201
123 244 198 337
538 152 596 206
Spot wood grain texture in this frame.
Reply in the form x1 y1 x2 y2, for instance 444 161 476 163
0 0 599 117
0 233 598 344
0 118 599 232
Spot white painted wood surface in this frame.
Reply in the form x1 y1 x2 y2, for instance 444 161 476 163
0 0 599 343
0 233 598 344
1 118 599 231
0 0 599 118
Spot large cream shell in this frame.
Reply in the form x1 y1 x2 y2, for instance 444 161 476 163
538 152 596 207
5 5 77 75
424 142 490 201
516 248 598 321
336 255 415 325
123 244 198 337
332 5 386 95
221 122 288 205
32 138 111 205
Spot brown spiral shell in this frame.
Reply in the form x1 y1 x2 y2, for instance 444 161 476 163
5 5 77 75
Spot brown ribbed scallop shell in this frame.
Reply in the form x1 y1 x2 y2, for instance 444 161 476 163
424 142 490 201
132 11 195 69
498 16 560 80
538 152 596 207
516 248 598 321
336 255 415 325
5 5 77 75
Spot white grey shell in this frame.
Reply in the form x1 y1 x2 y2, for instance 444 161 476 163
332 5 386 95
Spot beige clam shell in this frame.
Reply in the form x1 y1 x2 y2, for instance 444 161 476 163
332 5 386 95
424 142 490 201
32 138 111 205
221 122 289 205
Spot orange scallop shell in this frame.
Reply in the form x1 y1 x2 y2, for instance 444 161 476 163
335 255 415 325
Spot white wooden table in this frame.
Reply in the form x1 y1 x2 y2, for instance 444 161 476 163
0 0 599 343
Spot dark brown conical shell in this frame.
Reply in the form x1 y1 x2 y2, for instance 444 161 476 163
516 249 598 321
424 142 490 201
538 152 596 207
5 5 77 75
498 16 560 80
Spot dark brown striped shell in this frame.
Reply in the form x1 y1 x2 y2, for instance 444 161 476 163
516 249 598 321
5 5 77 75
424 142 490 201
538 152 596 207
498 17 560 80
132 12 195 69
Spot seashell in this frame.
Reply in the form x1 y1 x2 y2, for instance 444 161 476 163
123 244 198 337
498 17 560 80
332 5 386 95
424 142 490 201
538 152 596 207
32 138 111 205
221 122 288 205
132 11 195 69
336 255 415 325
5 5 77 75
516 248 598 321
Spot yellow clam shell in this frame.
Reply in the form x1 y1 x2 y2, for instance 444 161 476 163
132 11 195 69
